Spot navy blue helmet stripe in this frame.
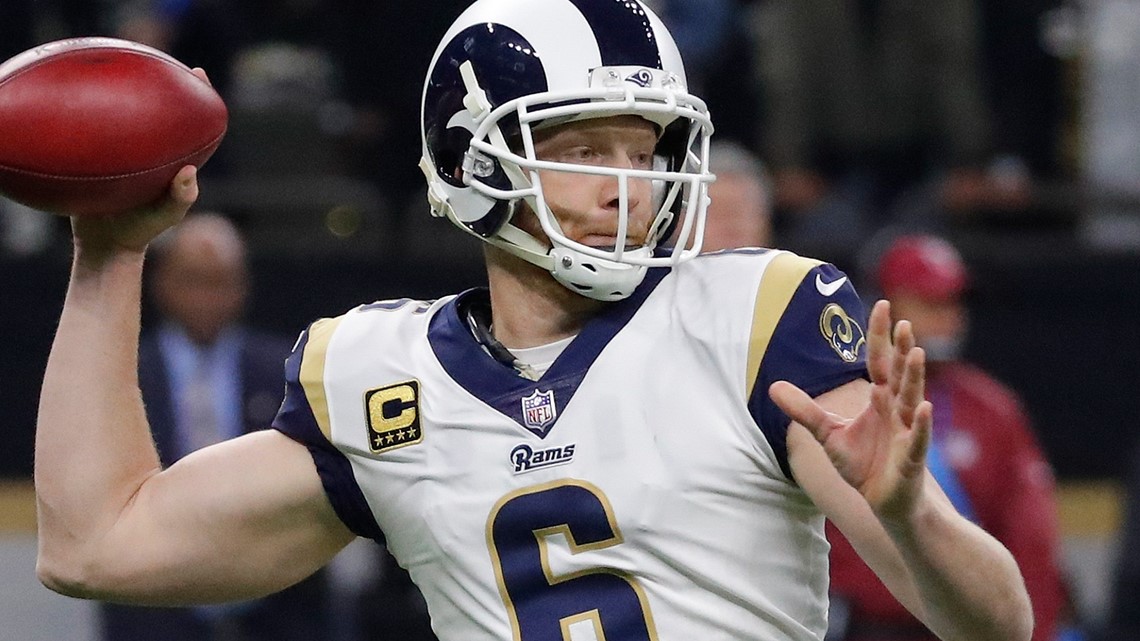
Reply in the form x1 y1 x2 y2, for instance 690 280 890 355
565 0 661 69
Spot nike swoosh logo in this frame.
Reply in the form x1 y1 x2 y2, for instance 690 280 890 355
815 274 848 296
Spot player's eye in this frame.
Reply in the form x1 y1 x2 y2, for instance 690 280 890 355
561 146 595 164
631 151 654 169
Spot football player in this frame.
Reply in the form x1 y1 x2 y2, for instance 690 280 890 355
34 1 1032 640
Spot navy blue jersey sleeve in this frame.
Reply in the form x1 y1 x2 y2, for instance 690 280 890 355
746 257 870 479
272 319 385 541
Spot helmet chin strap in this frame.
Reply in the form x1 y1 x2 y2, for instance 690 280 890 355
548 245 650 301
491 222 557 271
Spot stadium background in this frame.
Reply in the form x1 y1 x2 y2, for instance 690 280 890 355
1 0 1137 639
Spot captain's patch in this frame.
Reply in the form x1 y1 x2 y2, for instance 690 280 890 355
819 303 866 363
365 380 423 454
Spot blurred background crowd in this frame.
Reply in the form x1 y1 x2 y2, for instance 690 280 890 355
2 0 1139 640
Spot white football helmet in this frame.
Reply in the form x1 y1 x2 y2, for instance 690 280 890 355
419 0 715 301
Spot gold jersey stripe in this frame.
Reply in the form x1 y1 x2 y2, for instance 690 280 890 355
300 316 346 441
746 253 823 397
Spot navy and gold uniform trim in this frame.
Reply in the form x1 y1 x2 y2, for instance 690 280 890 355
273 321 385 541
428 268 669 439
746 255 870 480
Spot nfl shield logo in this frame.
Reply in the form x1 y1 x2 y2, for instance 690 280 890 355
521 389 557 434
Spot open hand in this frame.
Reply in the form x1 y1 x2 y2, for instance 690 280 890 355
770 300 933 523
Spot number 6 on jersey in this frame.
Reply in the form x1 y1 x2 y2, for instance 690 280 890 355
487 480 658 641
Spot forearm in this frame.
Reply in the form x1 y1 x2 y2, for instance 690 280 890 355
34 248 162 582
778 311 1034 641
884 488 1033 641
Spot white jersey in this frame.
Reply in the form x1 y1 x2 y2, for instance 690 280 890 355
274 250 869 641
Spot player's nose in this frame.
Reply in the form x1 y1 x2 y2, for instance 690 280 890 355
599 174 647 215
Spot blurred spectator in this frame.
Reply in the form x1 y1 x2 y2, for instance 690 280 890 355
826 234 1067 641
99 213 332 641
1100 438 1140 641
748 0 1032 268
700 139 773 252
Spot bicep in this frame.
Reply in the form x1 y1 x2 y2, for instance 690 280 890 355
90 429 356 605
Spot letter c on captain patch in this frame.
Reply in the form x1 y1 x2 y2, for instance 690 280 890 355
365 380 423 454
819 303 866 363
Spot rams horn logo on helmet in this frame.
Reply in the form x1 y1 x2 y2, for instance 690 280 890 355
625 68 654 87
819 304 866 363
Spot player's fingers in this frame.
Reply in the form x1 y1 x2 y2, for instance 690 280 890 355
893 317 916 353
769 381 841 444
131 166 198 238
170 165 199 206
897 346 926 427
888 319 914 395
190 67 212 87
866 300 892 385
870 381 893 422
905 400 934 467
